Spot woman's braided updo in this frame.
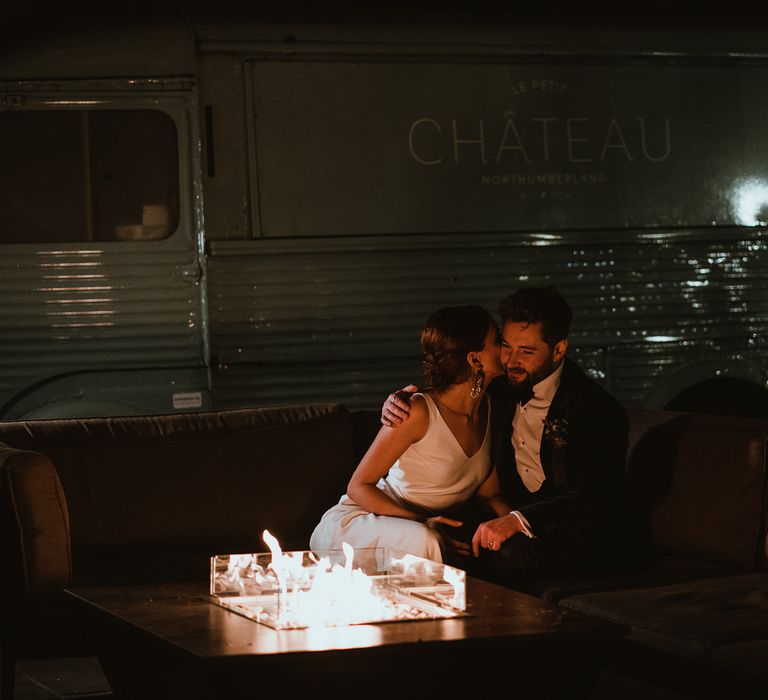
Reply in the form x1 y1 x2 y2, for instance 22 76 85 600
420 305 496 392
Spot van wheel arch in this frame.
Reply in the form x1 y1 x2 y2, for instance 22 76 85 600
642 361 768 418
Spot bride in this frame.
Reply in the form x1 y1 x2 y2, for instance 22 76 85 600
310 304 503 562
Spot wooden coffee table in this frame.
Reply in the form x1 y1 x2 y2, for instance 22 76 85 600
66 576 624 698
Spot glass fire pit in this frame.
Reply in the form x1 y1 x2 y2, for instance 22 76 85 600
210 544 467 630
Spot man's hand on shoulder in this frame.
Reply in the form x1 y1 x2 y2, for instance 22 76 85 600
381 384 418 427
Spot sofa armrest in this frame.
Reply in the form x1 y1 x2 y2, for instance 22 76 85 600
626 410 768 570
1 443 72 603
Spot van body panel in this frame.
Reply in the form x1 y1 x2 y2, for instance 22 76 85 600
1 12 767 417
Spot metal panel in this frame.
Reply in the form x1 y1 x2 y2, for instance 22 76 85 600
0 244 205 415
248 60 768 237
0 9 195 81
208 227 768 410
0 79 209 418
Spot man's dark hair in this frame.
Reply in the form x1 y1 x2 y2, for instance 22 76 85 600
497 286 572 345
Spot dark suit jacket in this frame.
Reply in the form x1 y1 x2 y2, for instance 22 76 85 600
488 358 629 540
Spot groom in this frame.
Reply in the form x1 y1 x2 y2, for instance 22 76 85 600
382 286 631 591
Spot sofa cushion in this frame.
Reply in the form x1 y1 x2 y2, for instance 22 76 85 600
350 409 381 462
536 554 742 602
73 550 212 587
626 409 768 570
0 404 357 556
561 573 768 660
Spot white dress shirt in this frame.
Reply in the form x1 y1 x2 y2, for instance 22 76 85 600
510 362 564 538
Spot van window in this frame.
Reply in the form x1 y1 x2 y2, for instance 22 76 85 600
0 109 179 243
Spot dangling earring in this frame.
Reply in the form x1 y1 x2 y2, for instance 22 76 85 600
470 364 485 399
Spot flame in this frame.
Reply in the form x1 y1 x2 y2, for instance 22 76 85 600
263 531 400 627
342 541 354 574
210 530 466 629
442 565 464 610
263 529 282 559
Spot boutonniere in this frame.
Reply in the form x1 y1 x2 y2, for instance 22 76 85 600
543 418 568 449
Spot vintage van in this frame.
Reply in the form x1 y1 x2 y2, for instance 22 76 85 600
1 8 766 418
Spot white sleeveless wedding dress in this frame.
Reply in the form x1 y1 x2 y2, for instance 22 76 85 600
309 393 492 563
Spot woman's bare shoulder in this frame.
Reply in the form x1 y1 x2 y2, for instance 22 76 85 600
396 392 429 439
409 392 430 416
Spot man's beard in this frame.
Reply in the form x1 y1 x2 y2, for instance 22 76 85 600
505 356 559 389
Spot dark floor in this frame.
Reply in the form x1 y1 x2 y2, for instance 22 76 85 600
2 656 695 700
2 658 113 699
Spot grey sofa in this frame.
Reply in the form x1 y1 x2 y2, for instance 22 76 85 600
546 408 768 696
1 403 766 698
0 403 380 699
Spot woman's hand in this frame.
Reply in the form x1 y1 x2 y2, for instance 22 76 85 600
426 515 470 558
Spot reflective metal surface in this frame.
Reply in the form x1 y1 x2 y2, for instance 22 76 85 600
1 12 767 417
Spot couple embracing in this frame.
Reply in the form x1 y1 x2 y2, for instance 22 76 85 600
310 286 630 591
